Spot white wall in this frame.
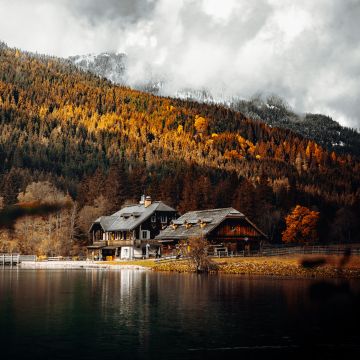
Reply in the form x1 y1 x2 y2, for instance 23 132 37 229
120 247 134 260
133 247 143 259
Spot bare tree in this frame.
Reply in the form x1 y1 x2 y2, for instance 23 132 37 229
183 237 218 273
12 181 75 256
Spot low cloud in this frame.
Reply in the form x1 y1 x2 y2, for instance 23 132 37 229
0 0 359 128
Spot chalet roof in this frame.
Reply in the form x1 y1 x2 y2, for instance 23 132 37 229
156 207 265 240
90 201 176 232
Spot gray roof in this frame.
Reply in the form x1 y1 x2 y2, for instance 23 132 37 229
156 207 261 240
90 201 176 232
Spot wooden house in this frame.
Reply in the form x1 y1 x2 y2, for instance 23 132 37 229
155 208 267 256
88 196 177 260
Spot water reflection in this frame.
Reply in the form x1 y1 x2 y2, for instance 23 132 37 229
0 269 359 359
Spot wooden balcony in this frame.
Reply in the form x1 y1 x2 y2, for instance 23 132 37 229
91 239 135 247
107 239 134 247
92 241 107 247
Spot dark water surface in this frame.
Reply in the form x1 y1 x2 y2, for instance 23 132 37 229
0 269 359 360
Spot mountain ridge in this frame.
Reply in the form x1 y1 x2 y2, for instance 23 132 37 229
68 51 360 157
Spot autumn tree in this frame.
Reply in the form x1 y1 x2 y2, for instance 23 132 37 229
14 181 77 255
194 115 209 134
182 237 217 273
282 205 320 244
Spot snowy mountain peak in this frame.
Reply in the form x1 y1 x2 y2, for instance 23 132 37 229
69 52 127 85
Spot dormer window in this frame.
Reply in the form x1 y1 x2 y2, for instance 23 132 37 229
160 215 167 223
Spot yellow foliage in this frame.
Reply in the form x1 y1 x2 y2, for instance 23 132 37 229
194 116 209 134
237 135 255 152
177 125 183 134
38 105 48 119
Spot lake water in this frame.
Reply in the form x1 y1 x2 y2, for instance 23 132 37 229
0 269 359 360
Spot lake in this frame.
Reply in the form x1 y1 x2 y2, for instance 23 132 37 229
0 269 359 359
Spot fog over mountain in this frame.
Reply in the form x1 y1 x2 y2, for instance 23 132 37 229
67 51 360 156
1 0 359 128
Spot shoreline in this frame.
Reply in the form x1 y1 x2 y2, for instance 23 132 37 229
12 255 360 278
154 255 360 279
19 261 149 271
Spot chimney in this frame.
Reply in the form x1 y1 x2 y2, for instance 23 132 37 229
144 195 152 208
139 194 145 205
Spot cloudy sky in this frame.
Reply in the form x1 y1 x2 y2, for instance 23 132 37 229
0 0 359 128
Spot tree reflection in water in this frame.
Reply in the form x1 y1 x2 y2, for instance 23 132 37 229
0 269 359 359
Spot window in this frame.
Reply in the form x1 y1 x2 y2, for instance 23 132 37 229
142 230 148 239
151 215 156 222
160 215 167 223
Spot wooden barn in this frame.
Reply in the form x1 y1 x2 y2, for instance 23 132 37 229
88 196 177 260
155 208 267 256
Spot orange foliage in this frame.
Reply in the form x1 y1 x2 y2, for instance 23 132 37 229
224 149 243 160
282 205 320 244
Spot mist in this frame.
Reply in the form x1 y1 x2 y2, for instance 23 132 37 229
0 0 359 128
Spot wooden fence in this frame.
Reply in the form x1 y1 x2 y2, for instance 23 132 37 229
259 244 360 257
216 244 360 258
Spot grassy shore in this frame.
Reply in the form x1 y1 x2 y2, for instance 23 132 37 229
102 255 360 278
214 256 360 278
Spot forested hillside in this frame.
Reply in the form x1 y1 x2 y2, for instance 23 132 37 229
231 96 360 157
68 51 360 157
0 42 359 254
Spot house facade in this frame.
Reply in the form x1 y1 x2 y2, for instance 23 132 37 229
155 208 267 256
88 196 177 260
